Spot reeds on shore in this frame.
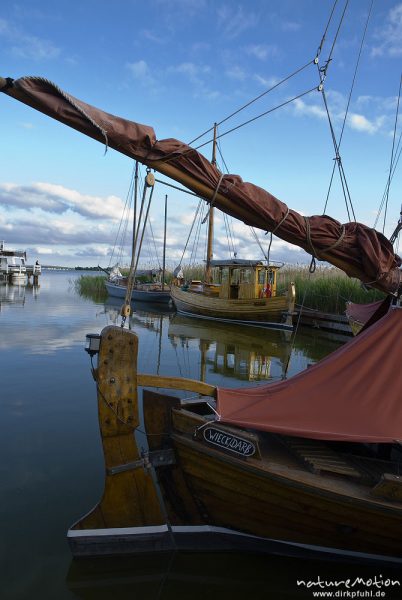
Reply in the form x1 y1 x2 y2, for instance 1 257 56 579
277 265 385 314
74 264 385 314
73 275 108 302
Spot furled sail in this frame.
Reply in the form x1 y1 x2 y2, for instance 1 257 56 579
217 307 402 443
1 75 401 295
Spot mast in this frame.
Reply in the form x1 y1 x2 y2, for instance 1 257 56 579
205 123 217 284
162 194 167 291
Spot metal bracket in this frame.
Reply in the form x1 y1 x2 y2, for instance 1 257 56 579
107 448 176 475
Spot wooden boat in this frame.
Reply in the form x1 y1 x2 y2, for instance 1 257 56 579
68 310 402 563
106 185 172 305
2 76 402 563
171 259 295 330
170 124 295 329
105 279 172 304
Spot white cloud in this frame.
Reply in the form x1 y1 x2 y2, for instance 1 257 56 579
347 113 385 135
127 59 149 78
371 3 402 57
281 21 301 32
32 247 53 254
0 182 124 220
246 44 278 60
254 74 281 88
0 18 60 60
226 66 247 81
292 98 327 120
217 5 258 39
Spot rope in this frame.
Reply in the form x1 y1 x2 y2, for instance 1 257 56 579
178 198 203 266
322 0 374 215
316 0 340 59
304 217 345 273
121 176 155 324
201 172 224 224
154 177 200 197
191 87 318 155
282 270 314 380
374 132 402 229
265 208 290 266
187 59 315 148
383 74 402 234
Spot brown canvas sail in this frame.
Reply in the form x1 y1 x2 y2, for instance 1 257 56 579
1 75 401 295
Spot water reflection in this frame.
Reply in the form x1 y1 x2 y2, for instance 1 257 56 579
168 315 292 382
0 281 40 310
66 552 402 600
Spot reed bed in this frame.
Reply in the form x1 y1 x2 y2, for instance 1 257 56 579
74 275 108 302
277 265 385 314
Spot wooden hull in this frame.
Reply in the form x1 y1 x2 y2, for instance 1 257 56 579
168 435 402 560
170 286 293 330
106 281 172 304
68 326 402 564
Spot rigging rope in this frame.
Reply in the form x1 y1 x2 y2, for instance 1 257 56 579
374 75 402 231
108 163 136 269
316 0 340 59
383 74 402 234
322 0 374 215
178 198 203 267
187 59 316 147
121 172 155 324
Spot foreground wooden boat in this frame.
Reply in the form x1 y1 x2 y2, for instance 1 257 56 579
69 309 402 563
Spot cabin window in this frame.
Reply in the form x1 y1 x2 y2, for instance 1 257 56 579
258 269 265 285
230 268 240 285
211 267 221 284
240 268 252 284
268 270 275 284
221 268 229 283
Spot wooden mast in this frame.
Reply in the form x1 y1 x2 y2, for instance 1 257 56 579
205 123 217 285
161 194 167 291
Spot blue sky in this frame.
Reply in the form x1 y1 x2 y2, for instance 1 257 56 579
1 0 401 267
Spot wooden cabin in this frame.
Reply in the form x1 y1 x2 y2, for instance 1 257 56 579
205 259 280 300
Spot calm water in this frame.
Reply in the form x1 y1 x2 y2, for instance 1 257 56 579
1 272 400 599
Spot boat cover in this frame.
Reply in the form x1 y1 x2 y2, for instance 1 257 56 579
345 299 386 325
1 76 401 296
217 308 402 442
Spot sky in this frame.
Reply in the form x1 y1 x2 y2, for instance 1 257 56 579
0 0 401 268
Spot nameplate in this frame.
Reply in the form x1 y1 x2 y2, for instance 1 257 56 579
203 426 256 457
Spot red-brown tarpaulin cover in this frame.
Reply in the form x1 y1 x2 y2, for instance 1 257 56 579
217 308 402 443
1 75 401 295
345 299 386 326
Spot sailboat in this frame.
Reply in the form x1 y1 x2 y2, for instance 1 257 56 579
170 125 296 330
106 178 172 305
1 76 402 563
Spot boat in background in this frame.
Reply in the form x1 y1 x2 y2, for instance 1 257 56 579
105 267 172 305
0 240 27 283
0 241 41 284
171 258 295 330
105 188 172 305
170 124 295 330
